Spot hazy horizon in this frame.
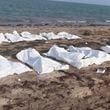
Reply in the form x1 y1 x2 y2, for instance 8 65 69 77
52 0 110 6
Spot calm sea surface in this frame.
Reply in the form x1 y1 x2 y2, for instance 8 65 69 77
0 0 110 25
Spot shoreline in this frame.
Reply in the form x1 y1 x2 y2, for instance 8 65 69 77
0 20 110 27
0 23 110 35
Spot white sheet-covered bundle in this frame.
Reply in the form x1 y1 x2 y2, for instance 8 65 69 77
16 48 69 74
21 31 47 41
0 55 32 78
40 32 80 40
46 45 110 69
0 33 9 43
101 45 110 53
0 31 80 44
5 31 24 42
40 32 60 40
0 31 46 43
57 32 80 40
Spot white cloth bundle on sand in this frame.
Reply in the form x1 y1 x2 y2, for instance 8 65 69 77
21 31 47 41
46 45 110 69
0 31 80 43
5 31 24 42
0 55 32 78
40 32 60 40
0 33 9 43
101 45 110 53
16 48 69 74
40 32 80 40
57 32 80 40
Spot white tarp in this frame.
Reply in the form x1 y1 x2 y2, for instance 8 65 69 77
46 45 110 69
16 48 69 74
101 45 110 53
0 31 80 43
57 32 80 40
5 31 24 42
40 32 80 40
21 31 47 41
0 33 9 43
0 55 32 78
40 32 61 40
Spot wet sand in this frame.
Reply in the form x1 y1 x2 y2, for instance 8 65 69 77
0 25 110 110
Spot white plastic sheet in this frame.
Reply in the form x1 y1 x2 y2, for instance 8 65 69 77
40 32 80 40
40 32 64 40
101 45 110 53
46 45 110 69
0 55 32 78
21 31 46 41
16 48 69 74
0 33 9 43
0 31 80 44
57 32 80 40
5 31 23 42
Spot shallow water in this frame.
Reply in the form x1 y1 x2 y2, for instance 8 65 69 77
0 0 110 25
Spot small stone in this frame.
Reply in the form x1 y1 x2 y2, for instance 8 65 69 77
85 42 88 45
45 41 49 43
18 78 21 82
96 68 105 74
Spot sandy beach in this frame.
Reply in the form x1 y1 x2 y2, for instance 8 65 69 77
0 25 110 110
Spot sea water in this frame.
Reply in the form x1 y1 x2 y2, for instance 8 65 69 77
0 0 110 25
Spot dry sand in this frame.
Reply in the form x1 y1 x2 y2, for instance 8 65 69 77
0 25 110 110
